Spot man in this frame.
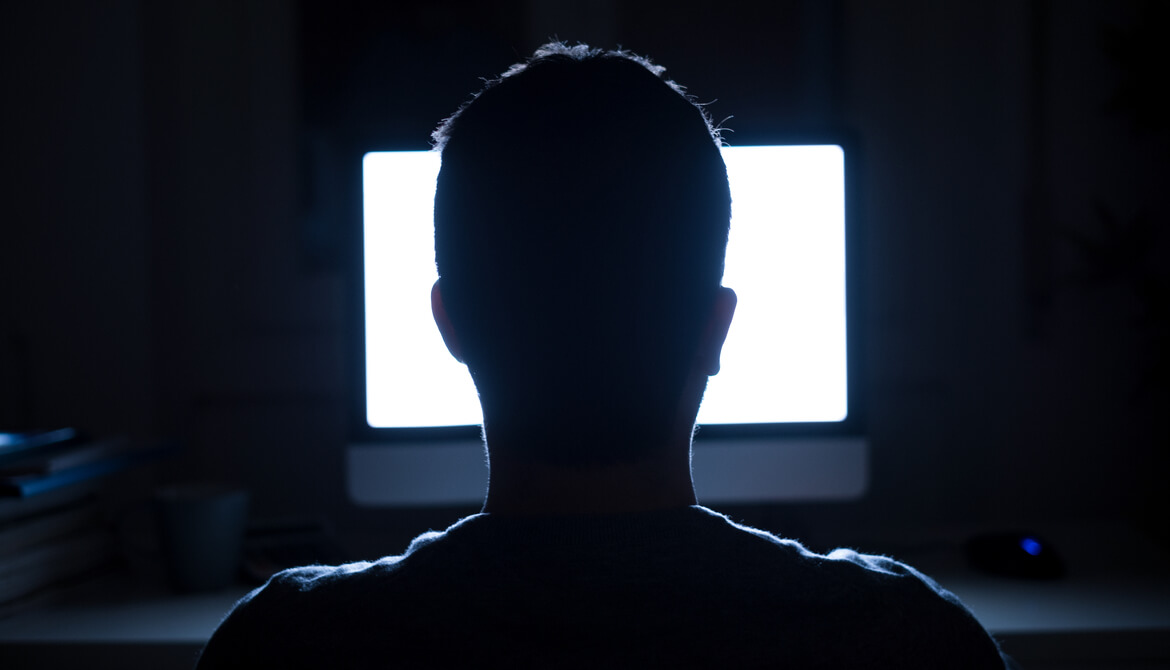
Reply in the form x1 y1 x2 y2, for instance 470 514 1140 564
198 43 1006 668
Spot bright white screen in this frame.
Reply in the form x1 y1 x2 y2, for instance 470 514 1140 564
363 145 847 428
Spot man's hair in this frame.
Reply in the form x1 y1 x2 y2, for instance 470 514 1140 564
433 43 731 465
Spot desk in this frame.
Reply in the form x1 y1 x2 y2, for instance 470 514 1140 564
0 577 248 670
2 569 1168 669
946 573 1170 668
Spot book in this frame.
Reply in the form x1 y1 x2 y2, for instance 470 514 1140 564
0 500 98 557
0 528 116 604
0 442 172 498
0 437 132 477
0 480 99 525
0 428 76 462
0 566 109 619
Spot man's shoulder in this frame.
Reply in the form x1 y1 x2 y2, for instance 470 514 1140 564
679 508 1005 666
195 524 464 669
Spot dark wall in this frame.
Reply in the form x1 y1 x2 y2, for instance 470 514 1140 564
2 1 152 438
3 0 1166 552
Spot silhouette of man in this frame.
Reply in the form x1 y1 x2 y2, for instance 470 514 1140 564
198 43 1006 668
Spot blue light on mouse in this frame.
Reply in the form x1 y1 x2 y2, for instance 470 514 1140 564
1019 537 1042 556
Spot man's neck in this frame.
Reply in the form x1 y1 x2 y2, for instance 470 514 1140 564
482 447 697 516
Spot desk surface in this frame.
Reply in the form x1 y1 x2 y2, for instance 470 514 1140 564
0 578 250 644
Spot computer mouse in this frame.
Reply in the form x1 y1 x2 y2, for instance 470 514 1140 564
965 532 1065 580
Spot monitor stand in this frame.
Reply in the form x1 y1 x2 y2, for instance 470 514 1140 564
346 436 867 507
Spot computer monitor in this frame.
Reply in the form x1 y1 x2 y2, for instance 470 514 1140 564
348 142 867 506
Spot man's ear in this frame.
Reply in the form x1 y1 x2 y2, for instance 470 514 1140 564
699 286 737 376
431 279 464 363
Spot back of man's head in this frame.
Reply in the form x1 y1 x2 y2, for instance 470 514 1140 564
433 43 731 465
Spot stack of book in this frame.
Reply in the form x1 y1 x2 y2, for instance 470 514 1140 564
0 429 167 613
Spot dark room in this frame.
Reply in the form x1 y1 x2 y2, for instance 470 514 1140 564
1 1 1168 668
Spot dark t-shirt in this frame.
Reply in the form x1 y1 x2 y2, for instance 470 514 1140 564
197 506 1005 669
